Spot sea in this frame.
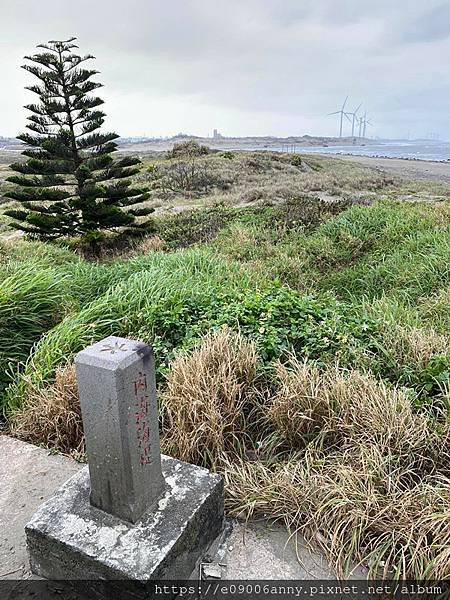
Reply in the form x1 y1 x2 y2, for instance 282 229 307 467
3 138 450 162
285 140 450 162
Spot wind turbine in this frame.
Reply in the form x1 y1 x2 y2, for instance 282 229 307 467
328 96 349 138
358 116 364 138
362 113 373 138
347 103 362 138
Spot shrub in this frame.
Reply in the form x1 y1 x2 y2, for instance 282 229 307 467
212 286 379 365
166 140 210 159
290 154 303 167
151 160 222 195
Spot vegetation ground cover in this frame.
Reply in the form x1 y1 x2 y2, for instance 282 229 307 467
1 151 449 579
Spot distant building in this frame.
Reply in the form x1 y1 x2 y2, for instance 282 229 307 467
213 129 222 140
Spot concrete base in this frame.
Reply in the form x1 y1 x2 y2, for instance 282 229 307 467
25 455 224 583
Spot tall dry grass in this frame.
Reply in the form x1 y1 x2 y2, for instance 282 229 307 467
269 358 443 462
233 445 450 580
162 327 260 468
9 329 450 579
162 338 449 580
10 365 84 459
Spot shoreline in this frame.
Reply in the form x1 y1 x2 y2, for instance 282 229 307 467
316 151 450 164
325 153 450 185
2 146 450 185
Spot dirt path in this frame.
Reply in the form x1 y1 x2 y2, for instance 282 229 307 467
335 154 450 185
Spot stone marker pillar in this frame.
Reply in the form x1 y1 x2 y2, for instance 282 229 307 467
26 335 225 588
75 335 165 523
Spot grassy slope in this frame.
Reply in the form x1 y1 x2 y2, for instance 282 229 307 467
1 152 449 579
3 197 449 409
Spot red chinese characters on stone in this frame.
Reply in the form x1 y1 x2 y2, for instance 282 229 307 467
133 371 152 465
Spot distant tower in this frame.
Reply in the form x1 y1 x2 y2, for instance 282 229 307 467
213 129 222 140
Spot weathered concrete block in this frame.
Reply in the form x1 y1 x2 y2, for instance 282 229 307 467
26 456 224 582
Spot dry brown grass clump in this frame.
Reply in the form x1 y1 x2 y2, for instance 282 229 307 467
268 358 443 462
223 447 450 579
9 365 84 458
161 327 260 468
278 446 450 580
133 235 165 253
380 323 449 371
225 357 450 579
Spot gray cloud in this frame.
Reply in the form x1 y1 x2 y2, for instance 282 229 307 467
400 2 450 43
0 0 449 139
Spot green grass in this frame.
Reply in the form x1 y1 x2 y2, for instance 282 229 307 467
4 247 382 412
2 165 450 581
214 200 450 300
3 198 450 415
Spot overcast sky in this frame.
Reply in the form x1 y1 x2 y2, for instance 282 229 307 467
1 0 449 139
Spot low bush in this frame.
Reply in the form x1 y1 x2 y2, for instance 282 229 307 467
152 159 224 195
166 140 210 159
212 286 379 365
290 154 303 167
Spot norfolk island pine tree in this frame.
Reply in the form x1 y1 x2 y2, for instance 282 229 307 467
5 37 153 254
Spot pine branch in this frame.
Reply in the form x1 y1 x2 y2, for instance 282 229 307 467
5 187 71 202
24 53 60 72
127 207 154 217
72 95 105 111
72 109 105 126
22 65 61 85
6 174 69 188
63 55 95 73
77 132 118 150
